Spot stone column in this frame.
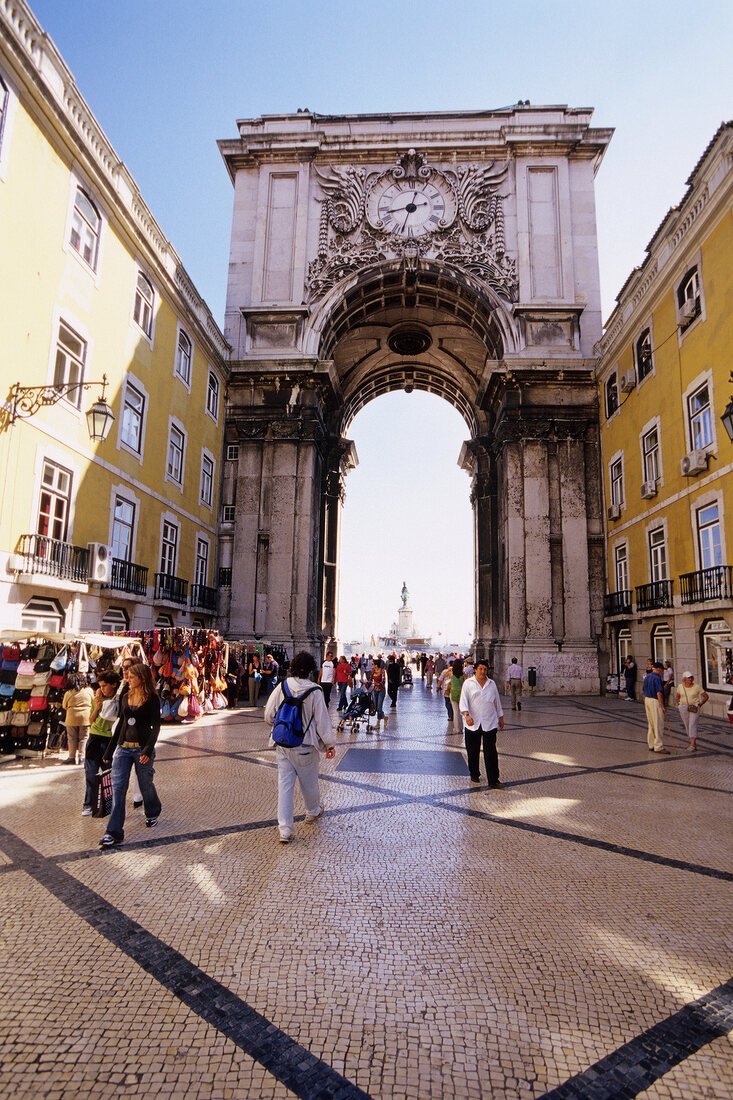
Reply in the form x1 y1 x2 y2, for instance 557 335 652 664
460 439 495 667
321 439 357 654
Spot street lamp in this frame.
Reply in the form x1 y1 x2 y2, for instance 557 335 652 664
9 374 115 442
721 372 733 442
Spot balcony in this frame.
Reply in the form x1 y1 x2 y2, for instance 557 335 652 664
190 583 217 612
154 572 188 606
14 534 89 582
218 567 232 587
635 580 674 612
680 565 733 605
604 590 633 616
106 558 149 597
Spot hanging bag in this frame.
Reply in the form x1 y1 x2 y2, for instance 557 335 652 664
683 685 698 714
78 642 90 674
91 768 113 817
50 646 68 672
33 670 53 688
16 659 36 677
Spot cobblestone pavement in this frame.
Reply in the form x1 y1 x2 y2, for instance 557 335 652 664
1 681 732 1099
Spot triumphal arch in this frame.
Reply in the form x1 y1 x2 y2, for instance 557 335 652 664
217 106 612 692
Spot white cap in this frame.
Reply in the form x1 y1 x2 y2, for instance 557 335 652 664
683 671 694 678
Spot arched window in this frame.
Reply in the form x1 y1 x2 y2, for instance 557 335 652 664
21 596 64 633
153 612 173 629
133 272 154 337
617 627 632 672
651 623 673 665
70 186 101 269
100 607 130 633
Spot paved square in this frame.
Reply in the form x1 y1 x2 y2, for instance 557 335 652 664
0 683 731 1098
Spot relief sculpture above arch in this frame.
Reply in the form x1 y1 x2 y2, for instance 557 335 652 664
305 149 518 304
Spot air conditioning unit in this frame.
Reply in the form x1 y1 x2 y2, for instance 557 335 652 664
679 298 698 324
607 504 621 520
640 480 658 499
87 542 111 584
620 370 636 393
681 450 708 477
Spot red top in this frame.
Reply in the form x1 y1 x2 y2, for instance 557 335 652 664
336 662 351 683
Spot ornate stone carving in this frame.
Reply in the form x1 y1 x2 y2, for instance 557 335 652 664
306 149 517 304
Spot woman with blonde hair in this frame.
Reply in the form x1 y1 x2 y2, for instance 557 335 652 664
99 662 162 848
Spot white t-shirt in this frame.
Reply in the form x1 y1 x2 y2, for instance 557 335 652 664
320 660 335 684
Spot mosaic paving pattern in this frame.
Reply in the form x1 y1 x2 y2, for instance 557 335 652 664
0 683 731 1098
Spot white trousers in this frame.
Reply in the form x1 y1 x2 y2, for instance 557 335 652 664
276 745 322 837
678 704 699 742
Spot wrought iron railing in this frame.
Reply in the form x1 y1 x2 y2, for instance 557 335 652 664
154 572 188 605
218 567 232 587
635 580 674 612
679 565 733 604
16 534 89 582
604 590 633 616
106 558 148 596
190 583 217 611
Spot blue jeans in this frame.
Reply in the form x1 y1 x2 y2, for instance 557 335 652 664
337 681 348 710
106 745 161 840
372 689 385 719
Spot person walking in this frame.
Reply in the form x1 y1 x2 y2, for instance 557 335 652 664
438 662 453 724
81 669 121 815
450 658 465 735
264 651 336 843
676 671 708 752
62 673 95 765
642 661 669 754
460 659 505 787
623 656 637 702
371 658 387 728
99 662 162 847
318 651 335 707
506 658 524 711
386 654 401 710
425 655 434 691
335 656 351 712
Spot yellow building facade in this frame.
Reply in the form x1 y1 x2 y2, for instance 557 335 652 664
597 122 733 716
0 2 229 635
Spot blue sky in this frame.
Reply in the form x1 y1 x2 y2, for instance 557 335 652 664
26 0 733 644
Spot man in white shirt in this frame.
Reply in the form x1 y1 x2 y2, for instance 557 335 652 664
318 651 335 707
506 657 524 711
460 660 505 788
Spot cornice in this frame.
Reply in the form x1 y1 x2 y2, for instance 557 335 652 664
0 0 230 365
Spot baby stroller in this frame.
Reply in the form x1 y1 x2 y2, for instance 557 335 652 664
337 688 373 733
402 665 413 686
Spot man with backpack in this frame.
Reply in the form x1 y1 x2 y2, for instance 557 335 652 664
264 651 336 844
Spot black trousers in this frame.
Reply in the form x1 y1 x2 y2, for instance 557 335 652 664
321 682 333 706
464 726 499 783
387 683 399 707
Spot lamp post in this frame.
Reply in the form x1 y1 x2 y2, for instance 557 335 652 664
9 374 115 442
721 372 733 443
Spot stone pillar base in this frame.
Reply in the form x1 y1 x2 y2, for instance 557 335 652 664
493 642 600 695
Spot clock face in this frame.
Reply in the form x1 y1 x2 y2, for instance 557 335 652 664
370 178 456 238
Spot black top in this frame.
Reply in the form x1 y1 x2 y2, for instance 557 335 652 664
107 692 161 758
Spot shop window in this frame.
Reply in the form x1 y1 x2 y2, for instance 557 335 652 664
133 272 154 338
21 596 64 633
635 329 653 381
69 186 101 270
688 383 713 450
605 373 619 418
175 329 192 386
651 623 673 665
702 619 733 690
53 321 86 406
101 607 129 632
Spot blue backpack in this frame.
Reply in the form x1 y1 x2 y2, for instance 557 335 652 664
272 682 319 747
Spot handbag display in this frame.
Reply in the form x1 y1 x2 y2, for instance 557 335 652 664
33 671 53 687
11 711 30 727
50 646 68 672
14 674 35 690
49 674 66 689
16 660 36 677
2 646 21 662
28 696 49 711
91 769 113 817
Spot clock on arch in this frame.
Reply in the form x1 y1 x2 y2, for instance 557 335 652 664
367 174 457 238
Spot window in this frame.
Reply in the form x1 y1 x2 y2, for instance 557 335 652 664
635 329 653 381
651 623 673 665
226 443 239 461
175 329 192 385
617 627 632 672
614 544 629 592
649 527 667 582
133 272 154 337
37 460 72 542
642 428 660 483
688 383 712 450
605 373 619 418
160 521 178 576
167 424 185 485
677 266 700 316
53 321 86 405
207 370 220 420
222 505 235 523
69 187 101 269
0 76 8 153
154 612 173 629
697 503 722 570
21 596 63 633
101 607 129 632
195 538 209 586
110 496 135 562
702 619 733 690
120 382 145 453
200 452 214 507
610 458 624 506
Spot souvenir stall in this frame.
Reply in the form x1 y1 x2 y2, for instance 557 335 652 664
0 632 82 760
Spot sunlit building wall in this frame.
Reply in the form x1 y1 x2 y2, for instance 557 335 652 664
0 2 229 635
596 122 733 715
